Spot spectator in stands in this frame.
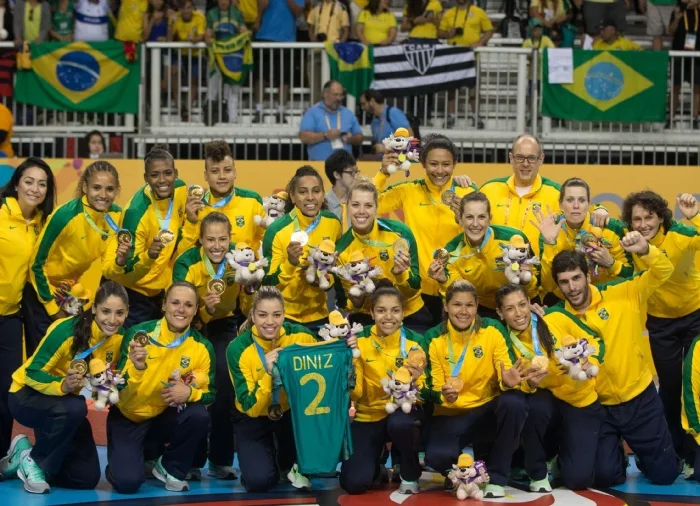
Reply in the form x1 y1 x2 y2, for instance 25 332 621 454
82 130 105 158
115 0 148 41
253 0 305 123
360 89 413 153
669 0 700 128
299 80 363 161
523 18 555 85
14 0 50 43
592 18 642 48
438 0 492 129
171 0 205 117
206 0 258 29
49 0 74 41
0 102 13 158
529 0 571 43
0 0 13 42
324 149 359 223
143 0 171 41
308 0 350 41
74 0 111 41
574 0 627 36
641 0 675 49
355 0 397 45
402 0 442 42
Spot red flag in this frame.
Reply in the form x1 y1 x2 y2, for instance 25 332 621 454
0 48 16 97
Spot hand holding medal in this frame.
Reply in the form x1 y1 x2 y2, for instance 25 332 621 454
185 185 205 223
391 239 411 276
129 331 149 370
63 360 87 393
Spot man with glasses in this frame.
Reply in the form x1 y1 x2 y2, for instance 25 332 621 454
480 134 608 255
324 150 360 228
299 80 364 161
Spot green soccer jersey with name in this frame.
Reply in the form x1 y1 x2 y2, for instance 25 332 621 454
275 339 355 475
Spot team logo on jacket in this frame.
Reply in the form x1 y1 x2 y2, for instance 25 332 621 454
379 250 389 261
473 345 484 358
235 216 245 227
226 276 235 286
597 308 610 320
180 356 191 368
105 351 113 363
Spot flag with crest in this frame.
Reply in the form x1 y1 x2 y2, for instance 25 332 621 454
208 32 253 85
326 42 374 98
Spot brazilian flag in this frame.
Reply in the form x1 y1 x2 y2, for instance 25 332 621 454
326 42 374 99
208 32 253 85
542 48 668 123
15 41 140 114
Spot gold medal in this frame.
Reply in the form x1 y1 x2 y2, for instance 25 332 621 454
434 248 450 265
268 403 283 421
208 278 226 296
290 231 309 247
531 355 549 371
133 331 150 347
70 359 88 376
446 376 464 392
441 190 457 206
157 229 175 244
393 238 409 255
407 348 427 371
117 230 132 244
188 185 204 198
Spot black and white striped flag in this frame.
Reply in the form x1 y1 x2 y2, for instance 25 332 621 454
370 44 476 97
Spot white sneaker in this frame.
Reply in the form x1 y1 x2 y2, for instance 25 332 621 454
207 463 237 480
152 456 189 492
398 479 419 494
530 477 552 492
484 484 505 498
17 450 50 494
286 463 311 490
185 467 202 481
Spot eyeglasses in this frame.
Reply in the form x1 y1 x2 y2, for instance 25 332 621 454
512 154 540 164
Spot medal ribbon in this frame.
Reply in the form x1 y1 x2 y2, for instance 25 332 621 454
204 188 235 209
447 227 493 264
421 179 456 206
353 221 393 248
74 337 109 361
155 197 174 231
371 326 407 365
148 321 191 349
203 249 227 280
83 209 119 238
290 208 322 234
254 338 282 407
446 326 471 377
508 313 542 360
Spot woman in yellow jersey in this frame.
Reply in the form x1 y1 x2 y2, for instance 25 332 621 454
375 134 476 326
173 212 241 479
1 281 128 494
356 0 397 45
427 191 537 320
107 281 215 494
339 280 427 495
0 158 56 458
335 178 432 333
103 145 188 328
423 280 528 499
226 286 319 492
682 335 700 482
536 178 632 303
401 0 442 41
26 161 123 355
262 166 342 332
495 283 605 492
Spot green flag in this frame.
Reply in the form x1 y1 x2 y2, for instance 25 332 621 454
542 48 668 122
15 41 140 114
326 42 374 98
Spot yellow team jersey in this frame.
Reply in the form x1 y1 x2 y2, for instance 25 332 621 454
102 181 188 297
351 325 427 422
439 5 493 46
682 336 700 445
173 11 207 55
117 318 216 423
172 244 244 323
375 172 477 297
262 209 342 323
439 225 538 310
357 9 397 44
114 0 148 41
539 213 633 297
30 197 123 316
307 0 350 42
563 246 673 405
0 103 14 157
424 318 515 415
334 218 423 317
404 0 442 39
522 36 556 80
508 307 602 408
0 197 43 315
592 37 642 50
226 322 318 418
11 318 124 396
238 0 258 24
479 175 561 257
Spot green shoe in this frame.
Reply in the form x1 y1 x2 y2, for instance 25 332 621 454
484 484 505 498
17 450 50 494
530 477 552 492
0 435 32 480
684 463 695 480
398 479 419 494
286 463 311 491
152 456 189 492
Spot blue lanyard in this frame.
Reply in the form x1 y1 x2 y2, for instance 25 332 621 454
204 253 227 280
448 330 471 377
155 197 174 231
74 336 109 360
531 313 542 356
254 338 281 404
370 326 407 365
290 209 322 234
148 322 191 349
204 189 235 209
105 215 120 233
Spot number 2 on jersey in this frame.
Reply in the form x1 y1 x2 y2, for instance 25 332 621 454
300 372 331 415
